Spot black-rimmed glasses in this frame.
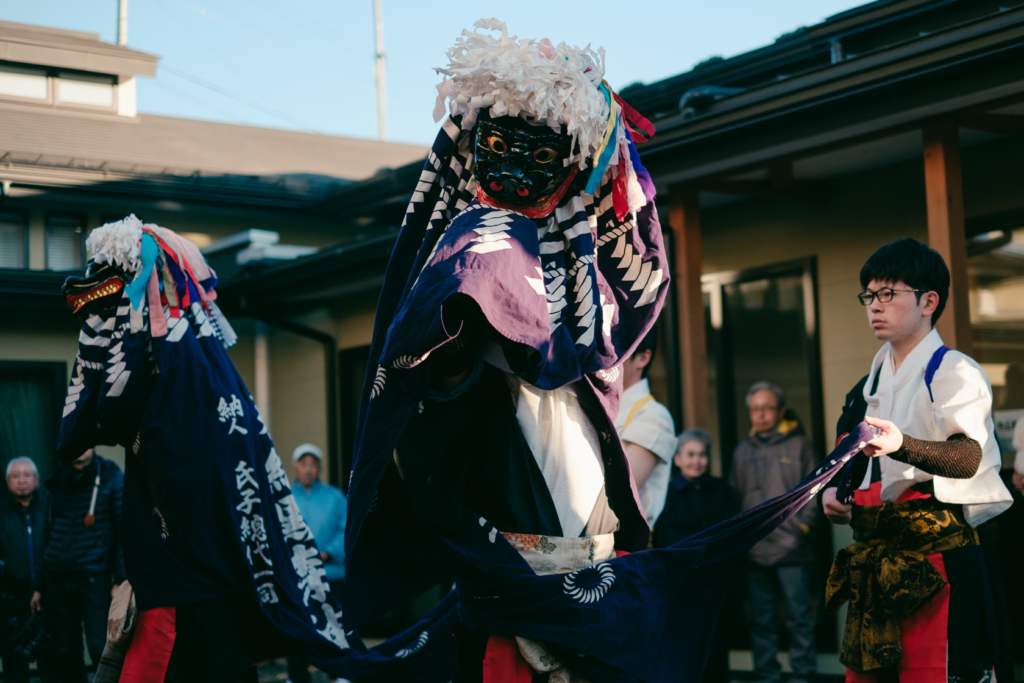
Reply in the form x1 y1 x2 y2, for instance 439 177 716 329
857 287 926 306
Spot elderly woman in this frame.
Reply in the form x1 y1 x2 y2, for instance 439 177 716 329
653 429 737 682
653 428 735 547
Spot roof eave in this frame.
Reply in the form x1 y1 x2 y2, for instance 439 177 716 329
0 36 159 78
636 9 1024 183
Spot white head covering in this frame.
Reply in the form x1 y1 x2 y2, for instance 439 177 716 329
292 443 323 464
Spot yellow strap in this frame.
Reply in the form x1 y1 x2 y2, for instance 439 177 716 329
623 395 654 431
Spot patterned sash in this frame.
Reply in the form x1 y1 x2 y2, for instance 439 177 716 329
825 498 979 673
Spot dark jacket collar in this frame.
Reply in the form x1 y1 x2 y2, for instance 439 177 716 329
671 472 714 492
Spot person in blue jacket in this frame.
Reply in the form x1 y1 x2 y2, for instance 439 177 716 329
288 443 347 683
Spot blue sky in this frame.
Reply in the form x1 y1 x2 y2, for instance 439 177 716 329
3 0 866 145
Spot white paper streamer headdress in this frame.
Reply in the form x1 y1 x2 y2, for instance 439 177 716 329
433 19 609 169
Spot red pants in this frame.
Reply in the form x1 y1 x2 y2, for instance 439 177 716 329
482 636 534 683
121 607 177 683
846 484 949 683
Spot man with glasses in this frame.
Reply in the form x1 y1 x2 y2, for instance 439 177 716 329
821 237 1013 683
729 381 819 683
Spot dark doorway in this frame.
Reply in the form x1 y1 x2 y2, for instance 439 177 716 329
702 258 836 654
703 258 825 474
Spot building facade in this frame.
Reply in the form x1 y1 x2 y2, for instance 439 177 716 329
0 19 426 482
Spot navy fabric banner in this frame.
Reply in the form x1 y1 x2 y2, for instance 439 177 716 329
57 288 461 681
55 288 870 681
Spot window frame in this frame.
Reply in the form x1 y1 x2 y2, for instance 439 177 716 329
0 62 52 105
55 69 118 112
44 212 87 272
0 360 68 482
700 256 825 472
0 209 29 269
0 60 120 113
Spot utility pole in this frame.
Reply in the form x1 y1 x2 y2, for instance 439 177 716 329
373 0 387 140
117 0 128 46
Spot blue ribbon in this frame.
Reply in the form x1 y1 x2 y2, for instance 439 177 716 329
584 84 618 195
125 232 159 311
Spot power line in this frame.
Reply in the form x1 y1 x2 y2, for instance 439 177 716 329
147 78 236 119
245 0 360 51
159 64 317 131
177 0 339 70
153 0 280 109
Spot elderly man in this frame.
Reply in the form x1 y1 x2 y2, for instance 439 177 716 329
0 457 50 683
729 382 818 683
288 443 347 683
43 448 124 683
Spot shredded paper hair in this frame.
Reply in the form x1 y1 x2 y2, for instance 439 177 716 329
433 18 609 168
86 213 144 273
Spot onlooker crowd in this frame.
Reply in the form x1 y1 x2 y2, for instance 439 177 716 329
0 440 353 683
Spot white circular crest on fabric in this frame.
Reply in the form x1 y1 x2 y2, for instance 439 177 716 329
562 562 615 604
395 630 429 658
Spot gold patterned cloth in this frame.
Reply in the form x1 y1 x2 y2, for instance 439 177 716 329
825 497 979 673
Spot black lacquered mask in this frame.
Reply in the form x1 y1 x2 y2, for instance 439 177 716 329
63 261 130 320
474 111 578 218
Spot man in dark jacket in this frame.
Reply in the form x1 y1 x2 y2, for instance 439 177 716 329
0 457 50 683
43 448 124 682
729 383 819 683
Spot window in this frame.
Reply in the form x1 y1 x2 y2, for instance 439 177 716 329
45 214 85 271
0 64 48 100
58 72 115 108
702 259 825 468
968 227 1024 460
0 211 27 268
0 361 66 482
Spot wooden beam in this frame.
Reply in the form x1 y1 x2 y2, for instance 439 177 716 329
669 185 711 431
694 161 828 202
922 120 972 355
694 179 827 202
958 113 1024 137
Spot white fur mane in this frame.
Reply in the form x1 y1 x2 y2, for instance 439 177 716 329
433 19 609 168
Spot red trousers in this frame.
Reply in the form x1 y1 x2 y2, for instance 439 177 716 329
845 484 950 683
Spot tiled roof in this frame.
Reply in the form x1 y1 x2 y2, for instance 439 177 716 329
0 104 428 181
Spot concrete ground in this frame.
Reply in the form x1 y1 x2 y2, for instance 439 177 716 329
257 657 334 683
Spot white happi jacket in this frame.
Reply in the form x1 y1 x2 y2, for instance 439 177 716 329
862 328 1013 526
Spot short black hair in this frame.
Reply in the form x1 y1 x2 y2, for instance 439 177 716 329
632 323 658 378
860 237 949 326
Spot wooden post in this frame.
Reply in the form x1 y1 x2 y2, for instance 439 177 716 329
669 185 711 431
923 120 972 356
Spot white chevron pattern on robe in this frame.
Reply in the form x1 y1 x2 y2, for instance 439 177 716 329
467 210 514 254
610 234 662 307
